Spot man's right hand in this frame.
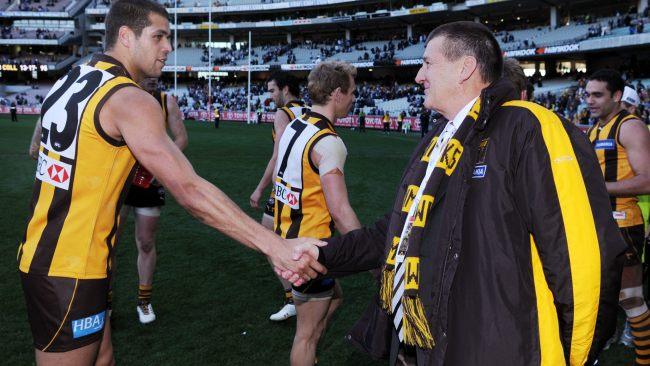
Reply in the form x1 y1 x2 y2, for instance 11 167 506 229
273 238 325 286
29 143 39 160
268 237 327 286
249 188 263 209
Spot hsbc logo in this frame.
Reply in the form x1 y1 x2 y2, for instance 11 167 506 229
274 181 300 209
48 164 69 183
36 150 72 190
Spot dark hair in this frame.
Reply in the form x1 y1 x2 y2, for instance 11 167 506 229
502 58 527 96
267 71 301 98
426 21 503 84
105 0 168 50
588 69 624 96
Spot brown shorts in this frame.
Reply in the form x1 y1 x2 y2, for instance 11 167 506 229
20 272 109 352
620 224 645 267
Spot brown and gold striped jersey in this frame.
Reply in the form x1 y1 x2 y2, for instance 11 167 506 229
587 109 644 227
18 54 139 279
273 110 338 239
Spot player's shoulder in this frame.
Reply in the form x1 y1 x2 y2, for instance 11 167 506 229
104 85 158 116
314 134 346 153
619 117 650 141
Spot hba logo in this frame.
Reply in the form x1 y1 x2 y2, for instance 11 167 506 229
71 311 105 339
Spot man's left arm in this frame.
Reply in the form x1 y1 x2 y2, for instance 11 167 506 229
313 135 361 235
166 95 188 151
514 113 624 366
606 118 650 196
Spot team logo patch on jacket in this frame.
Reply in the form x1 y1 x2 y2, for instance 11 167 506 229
472 165 487 179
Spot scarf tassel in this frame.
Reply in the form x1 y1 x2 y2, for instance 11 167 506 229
380 266 394 312
402 294 435 349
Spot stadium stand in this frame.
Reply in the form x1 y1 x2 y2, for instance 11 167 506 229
2 0 74 12
2 0 649 128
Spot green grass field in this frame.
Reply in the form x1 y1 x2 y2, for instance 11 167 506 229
0 115 633 365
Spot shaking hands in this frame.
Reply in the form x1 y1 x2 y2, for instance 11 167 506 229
271 237 327 287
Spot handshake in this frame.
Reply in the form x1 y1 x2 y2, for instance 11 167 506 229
270 237 327 286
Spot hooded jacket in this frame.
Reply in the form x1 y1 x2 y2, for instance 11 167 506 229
318 78 625 365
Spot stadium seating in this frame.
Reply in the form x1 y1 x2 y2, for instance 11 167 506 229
3 0 74 12
1 84 52 107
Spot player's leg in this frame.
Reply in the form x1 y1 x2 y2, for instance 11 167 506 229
290 298 333 366
619 225 650 363
94 316 115 366
35 341 101 366
108 205 132 317
261 205 296 321
133 207 160 324
318 281 343 339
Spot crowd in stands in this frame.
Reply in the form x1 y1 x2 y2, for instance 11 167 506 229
201 43 255 65
0 53 66 65
0 26 62 39
495 11 649 52
0 84 47 108
161 78 426 119
587 12 647 38
165 69 650 126
171 81 266 112
534 74 650 126
16 0 64 12
193 34 427 66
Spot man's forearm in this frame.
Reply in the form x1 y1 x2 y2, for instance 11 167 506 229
173 174 278 253
606 175 650 196
319 215 390 277
332 205 361 235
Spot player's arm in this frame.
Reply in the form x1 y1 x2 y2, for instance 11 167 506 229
606 118 650 196
28 117 42 160
250 110 290 208
312 136 361 234
101 87 325 278
165 95 188 151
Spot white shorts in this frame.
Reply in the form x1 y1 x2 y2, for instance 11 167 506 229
133 206 162 217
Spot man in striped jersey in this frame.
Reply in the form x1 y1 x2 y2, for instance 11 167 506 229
250 72 309 321
586 69 650 362
18 1 324 365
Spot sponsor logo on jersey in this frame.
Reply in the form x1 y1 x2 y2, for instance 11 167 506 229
36 151 72 190
71 311 105 339
274 181 300 209
594 139 616 150
472 164 487 179
613 211 627 220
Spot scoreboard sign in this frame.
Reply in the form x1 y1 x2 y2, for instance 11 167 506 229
1 64 48 72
